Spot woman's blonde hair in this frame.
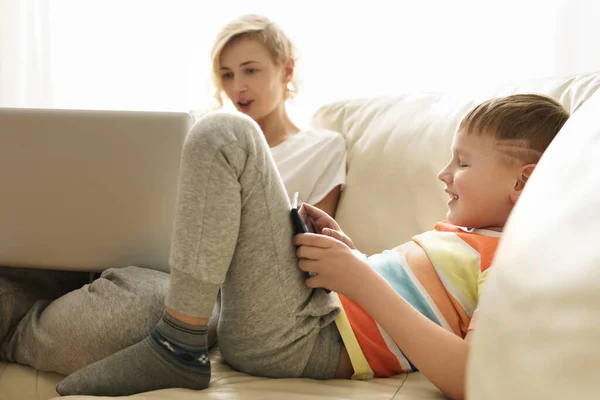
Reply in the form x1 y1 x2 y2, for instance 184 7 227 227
210 14 298 109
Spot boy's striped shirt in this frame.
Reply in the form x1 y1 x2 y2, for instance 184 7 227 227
334 221 501 378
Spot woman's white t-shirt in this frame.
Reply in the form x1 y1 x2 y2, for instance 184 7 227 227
271 128 347 205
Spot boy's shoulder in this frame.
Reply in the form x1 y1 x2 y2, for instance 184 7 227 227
410 221 501 272
388 222 501 259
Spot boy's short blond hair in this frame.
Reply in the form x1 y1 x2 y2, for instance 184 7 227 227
210 14 297 109
459 94 570 164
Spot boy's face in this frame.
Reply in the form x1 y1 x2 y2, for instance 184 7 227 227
438 130 522 230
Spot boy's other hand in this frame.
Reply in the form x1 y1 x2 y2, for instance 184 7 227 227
322 227 356 250
303 203 356 249
303 203 340 231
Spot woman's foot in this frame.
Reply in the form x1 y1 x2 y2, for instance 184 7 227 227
56 312 210 396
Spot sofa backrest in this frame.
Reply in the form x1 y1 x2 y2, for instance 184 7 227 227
467 85 600 400
312 72 600 254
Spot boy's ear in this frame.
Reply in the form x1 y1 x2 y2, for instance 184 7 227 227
511 163 536 204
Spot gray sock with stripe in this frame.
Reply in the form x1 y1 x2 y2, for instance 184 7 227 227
56 311 210 396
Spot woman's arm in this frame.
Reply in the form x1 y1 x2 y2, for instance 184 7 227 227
313 185 342 217
353 269 470 400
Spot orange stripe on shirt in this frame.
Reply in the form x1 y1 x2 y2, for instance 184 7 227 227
397 241 466 337
434 221 499 333
338 294 404 377
434 222 499 274
454 234 497 274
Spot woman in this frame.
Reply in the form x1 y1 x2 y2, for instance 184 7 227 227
0 14 346 377
207 14 346 216
200 13 347 348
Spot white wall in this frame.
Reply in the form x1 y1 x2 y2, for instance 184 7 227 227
1 0 599 125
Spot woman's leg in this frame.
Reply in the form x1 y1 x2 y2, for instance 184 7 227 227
0 267 89 363
0 266 168 374
57 112 342 396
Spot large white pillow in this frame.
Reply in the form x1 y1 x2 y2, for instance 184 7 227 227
312 72 600 255
467 90 600 399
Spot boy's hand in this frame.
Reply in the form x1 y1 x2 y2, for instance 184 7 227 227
303 203 356 249
293 233 369 297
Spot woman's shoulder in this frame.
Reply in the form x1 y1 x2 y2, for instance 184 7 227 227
295 127 346 150
271 127 347 165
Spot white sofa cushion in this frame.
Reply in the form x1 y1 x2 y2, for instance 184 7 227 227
312 72 600 255
467 89 600 399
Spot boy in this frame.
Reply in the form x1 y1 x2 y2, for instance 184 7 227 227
58 94 569 400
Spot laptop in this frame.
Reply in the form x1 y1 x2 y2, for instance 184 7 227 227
0 108 192 272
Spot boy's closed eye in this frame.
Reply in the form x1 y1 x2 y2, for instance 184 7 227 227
455 155 469 168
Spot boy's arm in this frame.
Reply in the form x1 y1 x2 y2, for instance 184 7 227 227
353 269 470 400
293 230 469 399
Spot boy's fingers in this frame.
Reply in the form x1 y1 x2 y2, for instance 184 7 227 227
293 233 335 248
304 204 341 231
304 275 323 289
303 203 324 218
298 259 319 273
323 228 344 241
304 204 335 222
296 245 323 260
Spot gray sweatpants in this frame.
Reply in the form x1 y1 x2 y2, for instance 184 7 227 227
166 112 342 379
0 266 220 376
0 266 169 375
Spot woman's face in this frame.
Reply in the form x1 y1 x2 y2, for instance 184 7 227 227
219 38 292 122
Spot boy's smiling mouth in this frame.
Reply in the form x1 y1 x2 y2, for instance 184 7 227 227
445 190 459 205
